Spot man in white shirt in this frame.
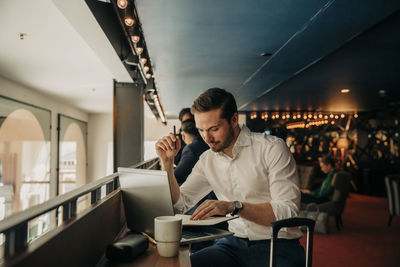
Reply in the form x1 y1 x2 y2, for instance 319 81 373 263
155 88 304 267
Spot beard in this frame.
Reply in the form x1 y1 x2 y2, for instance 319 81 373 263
210 125 235 153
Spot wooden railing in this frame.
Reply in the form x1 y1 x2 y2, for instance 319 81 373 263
131 157 160 170
0 174 119 260
0 158 160 266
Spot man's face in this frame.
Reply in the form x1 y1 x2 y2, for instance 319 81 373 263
195 108 237 153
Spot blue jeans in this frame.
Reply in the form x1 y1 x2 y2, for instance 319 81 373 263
190 236 305 267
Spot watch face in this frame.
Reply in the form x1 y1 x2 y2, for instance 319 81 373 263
231 201 243 216
234 201 242 210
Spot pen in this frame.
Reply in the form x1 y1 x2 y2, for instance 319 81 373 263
173 125 177 149
142 232 157 245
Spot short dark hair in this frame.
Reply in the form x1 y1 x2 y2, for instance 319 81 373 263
178 108 193 122
191 88 237 121
181 119 199 137
319 154 336 167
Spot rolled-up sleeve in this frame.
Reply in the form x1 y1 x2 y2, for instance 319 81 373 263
266 138 300 220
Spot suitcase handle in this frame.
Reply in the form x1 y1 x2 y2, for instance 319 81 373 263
270 218 315 267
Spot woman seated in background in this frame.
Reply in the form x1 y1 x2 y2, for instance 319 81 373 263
301 154 336 204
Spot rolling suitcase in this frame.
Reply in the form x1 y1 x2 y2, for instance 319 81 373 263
270 218 315 267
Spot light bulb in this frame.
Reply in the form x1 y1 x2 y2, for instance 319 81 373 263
143 66 150 72
145 73 152 79
140 58 147 65
131 35 140 43
117 0 128 9
124 17 134 26
136 47 143 55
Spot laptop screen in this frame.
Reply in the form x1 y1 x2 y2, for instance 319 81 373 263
118 167 175 235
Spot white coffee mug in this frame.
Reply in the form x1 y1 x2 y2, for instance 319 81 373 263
154 216 182 257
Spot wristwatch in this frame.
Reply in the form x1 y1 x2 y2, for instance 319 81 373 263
231 201 243 216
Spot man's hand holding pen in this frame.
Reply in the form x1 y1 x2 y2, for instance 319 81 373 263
155 127 181 167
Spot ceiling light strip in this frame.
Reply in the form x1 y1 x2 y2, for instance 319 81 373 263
110 0 147 83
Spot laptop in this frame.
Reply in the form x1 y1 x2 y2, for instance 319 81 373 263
118 167 234 245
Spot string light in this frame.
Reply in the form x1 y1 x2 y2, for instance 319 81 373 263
131 35 140 43
117 0 128 9
286 121 306 129
130 27 140 43
124 16 135 26
152 93 166 123
139 57 147 65
114 1 162 123
261 112 268 120
250 112 257 119
136 47 144 55
248 111 354 128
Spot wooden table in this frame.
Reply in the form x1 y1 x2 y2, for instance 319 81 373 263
101 244 191 267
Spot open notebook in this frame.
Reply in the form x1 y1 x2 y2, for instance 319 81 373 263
118 167 236 245
176 214 238 226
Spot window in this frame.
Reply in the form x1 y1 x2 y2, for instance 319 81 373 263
0 96 51 242
58 115 88 212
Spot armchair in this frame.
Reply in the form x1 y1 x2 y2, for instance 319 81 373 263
384 174 400 226
306 171 352 231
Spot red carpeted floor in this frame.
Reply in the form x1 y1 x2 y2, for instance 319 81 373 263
300 193 400 267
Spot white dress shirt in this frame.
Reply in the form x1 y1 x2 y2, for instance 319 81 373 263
174 125 302 240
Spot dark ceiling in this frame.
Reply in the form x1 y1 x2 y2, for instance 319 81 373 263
110 0 400 118
134 0 400 117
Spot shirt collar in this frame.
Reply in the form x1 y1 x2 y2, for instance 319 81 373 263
217 124 251 158
235 124 251 148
